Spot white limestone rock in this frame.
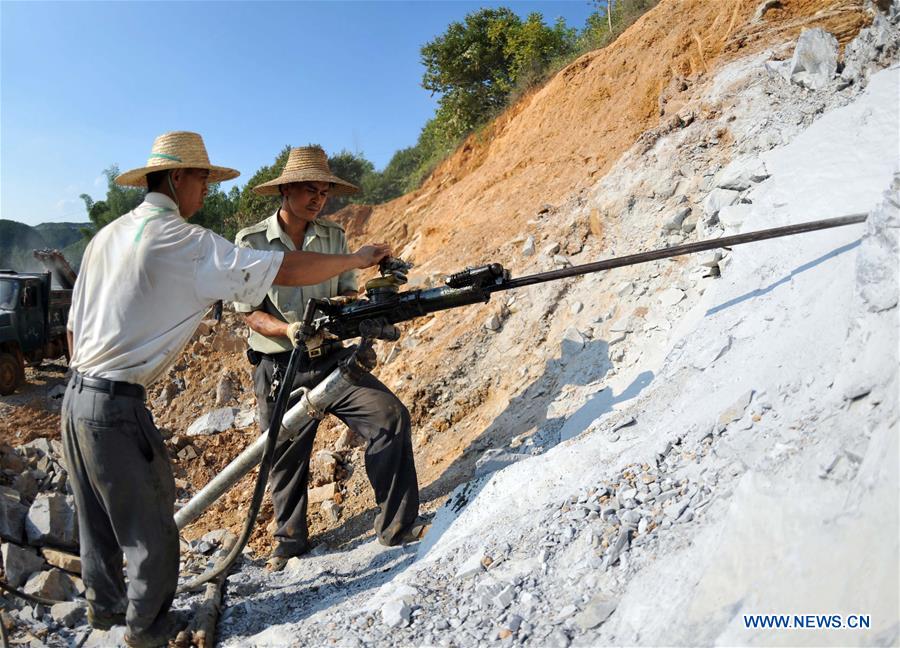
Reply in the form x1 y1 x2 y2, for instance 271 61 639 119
717 158 769 191
789 28 839 91
381 599 411 628
702 189 741 220
657 288 685 307
1 543 45 587
186 407 238 436
25 494 78 549
23 568 78 601
50 601 85 628
561 327 585 353
717 390 755 432
0 496 27 544
681 212 699 233
522 236 536 257
718 203 753 230
663 206 691 232
233 408 257 429
610 317 632 333
456 553 486 579
574 594 617 630
697 250 723 268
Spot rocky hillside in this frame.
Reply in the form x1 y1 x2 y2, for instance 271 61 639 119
0 220 90 273
0 1 896 646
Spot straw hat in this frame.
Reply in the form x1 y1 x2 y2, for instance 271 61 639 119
115 131 240 187
252 147 359 196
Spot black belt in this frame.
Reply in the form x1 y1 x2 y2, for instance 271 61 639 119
248 341 343 366
72 372 146 400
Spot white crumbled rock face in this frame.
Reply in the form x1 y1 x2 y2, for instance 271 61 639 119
855 180 899 312
841 12 900 86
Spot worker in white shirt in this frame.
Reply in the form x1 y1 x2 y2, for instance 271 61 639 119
63 131 390 647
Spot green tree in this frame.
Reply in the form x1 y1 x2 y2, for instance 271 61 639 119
194 184 241 240
505 14 576 91
322 150 375 216
362 145 424 204
420 8 577 142
234 146 291 235
79 165 144 237
421 8 522 139
582 0 660 49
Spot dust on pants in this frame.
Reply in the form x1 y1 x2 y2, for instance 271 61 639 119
254 348 419 552
60 378 178 636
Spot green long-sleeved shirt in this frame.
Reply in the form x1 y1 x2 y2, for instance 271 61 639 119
233 211 357 354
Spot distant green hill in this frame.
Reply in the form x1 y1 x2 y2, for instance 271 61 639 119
0 219 91 272
35 222 91 250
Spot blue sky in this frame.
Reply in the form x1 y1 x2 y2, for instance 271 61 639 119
1 1 596 227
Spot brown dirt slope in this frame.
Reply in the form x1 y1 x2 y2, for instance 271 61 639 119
334 0 866 275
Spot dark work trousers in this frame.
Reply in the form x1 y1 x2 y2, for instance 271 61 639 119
254 348 419 553
60 376 179 637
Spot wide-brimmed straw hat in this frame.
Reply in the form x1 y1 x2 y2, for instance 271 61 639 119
115 131 240 187
252 146 359 196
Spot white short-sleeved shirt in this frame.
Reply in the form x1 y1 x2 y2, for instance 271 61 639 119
68 192 284 387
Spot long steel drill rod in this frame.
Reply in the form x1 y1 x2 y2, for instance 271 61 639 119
490 213 868 292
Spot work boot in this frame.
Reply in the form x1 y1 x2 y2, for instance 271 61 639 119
265 541 311 573
379 521 430 547
87 605 126 631
123 611 188 648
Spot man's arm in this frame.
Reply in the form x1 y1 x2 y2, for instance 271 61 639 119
243 290 359 341
273 244 390 286
243 311 291 339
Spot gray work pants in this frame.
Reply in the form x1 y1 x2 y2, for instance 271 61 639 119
60 376 178 636
254 348 419 553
